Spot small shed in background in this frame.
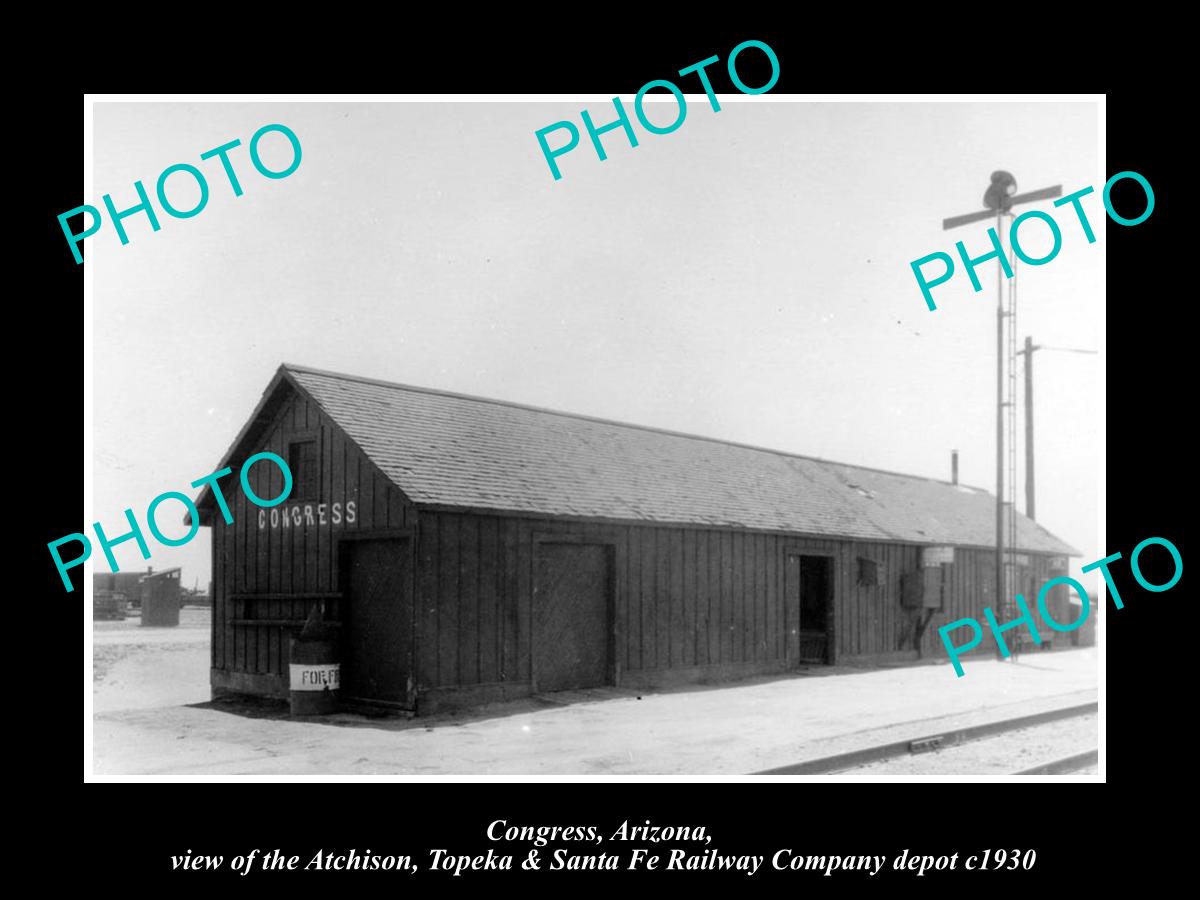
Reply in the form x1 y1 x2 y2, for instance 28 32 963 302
140 567 181 627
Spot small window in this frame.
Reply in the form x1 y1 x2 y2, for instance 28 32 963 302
857 556 879 587
287 439 318 500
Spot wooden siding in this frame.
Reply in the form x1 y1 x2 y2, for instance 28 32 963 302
209 394 1069 702
912 548 1073 659
410 513 1069 698
211 386 416 684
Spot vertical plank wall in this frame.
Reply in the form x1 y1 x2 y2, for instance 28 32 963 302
211 386 416 689
209 391 1070 699
412 513 1069 694
912 549 1072 659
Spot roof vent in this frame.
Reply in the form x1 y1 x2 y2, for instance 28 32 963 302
847 483 876 500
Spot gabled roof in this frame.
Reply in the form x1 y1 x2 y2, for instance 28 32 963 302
196 364 1078 555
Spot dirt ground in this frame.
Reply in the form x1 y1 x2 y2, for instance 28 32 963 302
93 608 213 712
90 609 1100 777
845 714 1097 775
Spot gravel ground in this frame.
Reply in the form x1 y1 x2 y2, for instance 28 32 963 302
94 641 202 683
91 607 1099 775
91 608 211 709
92 607 211 646
843 714 1097 775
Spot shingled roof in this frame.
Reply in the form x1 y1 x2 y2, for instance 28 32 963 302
197 364 1077 555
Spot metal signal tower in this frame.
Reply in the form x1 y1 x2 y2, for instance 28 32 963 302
942 172 1062 658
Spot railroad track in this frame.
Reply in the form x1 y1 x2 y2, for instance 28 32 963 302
752 700 1098 776
1012 749 1097 775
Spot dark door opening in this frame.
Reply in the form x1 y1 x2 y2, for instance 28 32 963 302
341 538 412 706
534 542 613 693
797 554 833 664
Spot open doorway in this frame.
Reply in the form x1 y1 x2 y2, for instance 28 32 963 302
789 554 834 664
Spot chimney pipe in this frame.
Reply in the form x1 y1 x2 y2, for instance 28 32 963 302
951 450 959 485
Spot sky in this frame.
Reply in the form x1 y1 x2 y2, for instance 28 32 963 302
91 99 1101 593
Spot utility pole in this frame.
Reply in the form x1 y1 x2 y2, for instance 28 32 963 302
1016 337 1099 524
942 172 1062 638
1021 336 1036 520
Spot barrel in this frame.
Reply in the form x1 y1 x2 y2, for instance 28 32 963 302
288 638 339 715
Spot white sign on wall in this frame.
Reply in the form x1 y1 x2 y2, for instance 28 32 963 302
258 500 357 530
922 546 955 567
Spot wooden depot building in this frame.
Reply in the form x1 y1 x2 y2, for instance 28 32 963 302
194 364 1078 713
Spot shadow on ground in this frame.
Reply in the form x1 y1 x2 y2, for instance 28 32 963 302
186 659 955 732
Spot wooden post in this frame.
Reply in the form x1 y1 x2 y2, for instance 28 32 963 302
1024 335 1036 521
995 209 1005 655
